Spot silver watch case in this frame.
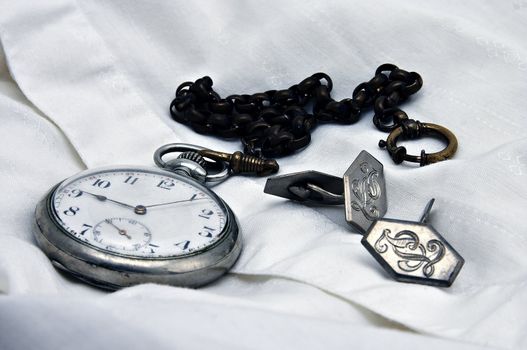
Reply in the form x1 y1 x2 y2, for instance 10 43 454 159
34 168 242 290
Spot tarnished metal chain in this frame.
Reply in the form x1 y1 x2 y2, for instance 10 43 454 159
170 63 455 165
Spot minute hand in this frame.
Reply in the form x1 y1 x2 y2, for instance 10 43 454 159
145 197 205 208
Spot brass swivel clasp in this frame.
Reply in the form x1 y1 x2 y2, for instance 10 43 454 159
378 119 458 166
198 149 279 176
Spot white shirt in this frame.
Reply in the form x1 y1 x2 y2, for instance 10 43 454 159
0 1 525 349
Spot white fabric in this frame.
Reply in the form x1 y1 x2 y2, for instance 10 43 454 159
0 1 525 349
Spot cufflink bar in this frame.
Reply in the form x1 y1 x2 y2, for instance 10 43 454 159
264 150 387 233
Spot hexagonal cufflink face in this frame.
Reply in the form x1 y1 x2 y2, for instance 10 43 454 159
362 218 464 287
343 151 387 233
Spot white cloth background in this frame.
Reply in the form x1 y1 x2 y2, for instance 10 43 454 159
0 1 525 349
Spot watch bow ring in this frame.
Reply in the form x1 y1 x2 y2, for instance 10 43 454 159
153 143 231 184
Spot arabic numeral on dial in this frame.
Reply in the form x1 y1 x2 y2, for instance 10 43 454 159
64 206 80 216
198 209 214 219
174 240 190 250
79 224 92 235
92 179 111 188
68 189 83 198
124 176 139 185
157 180 175 190
198 226 216 238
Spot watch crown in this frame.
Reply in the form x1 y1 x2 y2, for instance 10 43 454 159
177 151 207 168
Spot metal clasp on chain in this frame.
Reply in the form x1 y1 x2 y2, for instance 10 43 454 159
154 143 279 184
378 119 458 166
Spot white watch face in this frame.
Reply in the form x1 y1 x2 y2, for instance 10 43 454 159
51 167 228 258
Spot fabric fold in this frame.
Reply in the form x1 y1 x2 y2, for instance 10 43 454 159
0 0 175 167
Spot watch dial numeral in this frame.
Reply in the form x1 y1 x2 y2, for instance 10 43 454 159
124 176 139 185
92 179 111 188
68 189 83 198
198 225 216 238
63 206 80 216
80 223 92 235
175 240 190 250
157 180 175 190
198 209 214 219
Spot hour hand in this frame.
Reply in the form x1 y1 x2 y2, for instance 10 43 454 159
82 191 136 210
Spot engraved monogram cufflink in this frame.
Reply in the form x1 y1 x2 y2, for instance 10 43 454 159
362 199 464 287
343 151 387 233
264 150 464 287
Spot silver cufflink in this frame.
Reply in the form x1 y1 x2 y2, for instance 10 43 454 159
264 150 464 287
264 150 386 233
362 199 464 287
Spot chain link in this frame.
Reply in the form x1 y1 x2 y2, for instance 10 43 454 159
170 64 423 158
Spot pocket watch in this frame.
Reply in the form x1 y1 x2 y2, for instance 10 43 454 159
34 143 278 290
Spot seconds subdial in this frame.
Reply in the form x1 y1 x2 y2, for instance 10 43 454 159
93 218 152 252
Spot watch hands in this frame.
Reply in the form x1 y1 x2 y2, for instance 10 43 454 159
81 190 203 213
145 196 205 209
105 219 131 240
82 191 136 210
